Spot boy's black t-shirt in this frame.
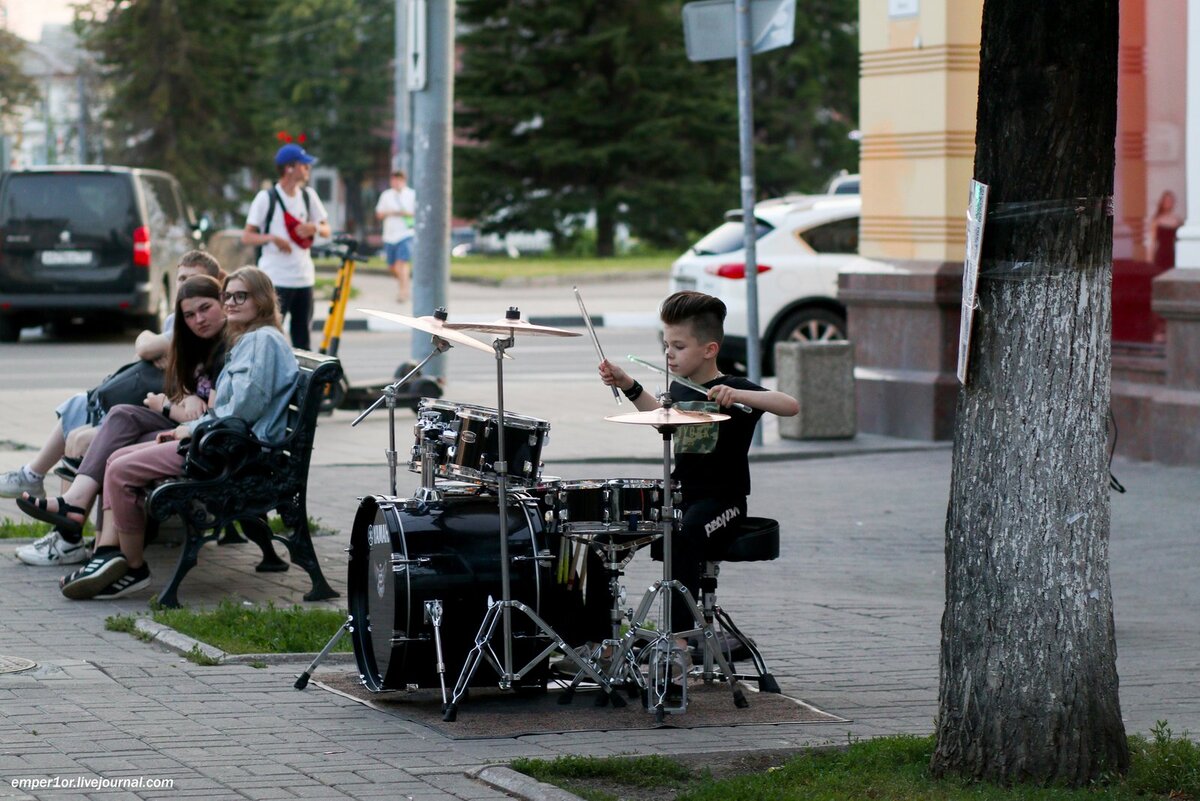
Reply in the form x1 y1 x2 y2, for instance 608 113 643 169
669 376 765 501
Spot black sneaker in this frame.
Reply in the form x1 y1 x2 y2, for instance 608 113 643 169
93 566 151 600
60 551 128 600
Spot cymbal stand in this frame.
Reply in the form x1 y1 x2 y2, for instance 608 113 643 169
352 336 451 497
445 311 625 721
602 393 748 723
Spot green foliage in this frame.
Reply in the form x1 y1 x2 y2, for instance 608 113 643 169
185 644 222 666
518 732 1200 801
104 614 138 634
455 0 739 256
76 0 275 216
150 599 351 655
260 0 394 233
1125 721 1200 797
752 0 860 196
0 30 39 126
0 517 96 540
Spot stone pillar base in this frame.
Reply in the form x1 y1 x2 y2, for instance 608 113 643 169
839 260 964 441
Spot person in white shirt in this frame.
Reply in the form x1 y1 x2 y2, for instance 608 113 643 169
241 143 331 349
375 170 416 302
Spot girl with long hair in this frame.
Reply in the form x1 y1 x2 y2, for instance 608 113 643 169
55 267 299 600
16 276 229 564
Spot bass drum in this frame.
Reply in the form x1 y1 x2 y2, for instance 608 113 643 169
348 493 562 692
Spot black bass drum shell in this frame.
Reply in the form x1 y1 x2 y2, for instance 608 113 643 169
347 493 553 692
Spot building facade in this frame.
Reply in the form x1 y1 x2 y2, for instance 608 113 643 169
849 0 1200 465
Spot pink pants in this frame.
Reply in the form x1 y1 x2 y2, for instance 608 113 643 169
103 440 186 535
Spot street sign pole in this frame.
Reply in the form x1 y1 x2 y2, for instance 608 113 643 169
410 0 452 375
393 0 410 174
734 0 763 444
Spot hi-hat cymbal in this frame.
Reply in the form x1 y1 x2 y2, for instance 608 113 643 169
357 309 501 356
605 407 731 426
444 307 581 337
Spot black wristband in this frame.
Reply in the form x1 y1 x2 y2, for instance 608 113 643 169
162 401 172 420
622 381 643 402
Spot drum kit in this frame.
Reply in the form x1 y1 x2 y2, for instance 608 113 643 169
295 302 752 724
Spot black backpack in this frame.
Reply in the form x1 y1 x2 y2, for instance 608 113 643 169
255 186 314 263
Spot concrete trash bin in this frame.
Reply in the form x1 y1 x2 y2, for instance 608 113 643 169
775 340 856 440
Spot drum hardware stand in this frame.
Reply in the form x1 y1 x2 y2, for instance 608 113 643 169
294 615 353 690
423 599 450 710
602 393 748 723
352 320 454 497
558 526 662 703
444 309 625 721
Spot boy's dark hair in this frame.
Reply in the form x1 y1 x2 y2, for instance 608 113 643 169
660 291 726 345
178 250 221 278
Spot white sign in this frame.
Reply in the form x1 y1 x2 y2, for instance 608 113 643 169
957 179 989 385
889 0 919 18
407 0 427 91
682 0 796 62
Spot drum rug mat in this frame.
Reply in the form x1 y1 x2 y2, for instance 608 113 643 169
315 673 848 740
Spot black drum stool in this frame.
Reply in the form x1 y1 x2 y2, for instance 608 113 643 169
696 516 782 694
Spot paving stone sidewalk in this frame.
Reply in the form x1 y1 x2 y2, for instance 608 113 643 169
1 448 1196 800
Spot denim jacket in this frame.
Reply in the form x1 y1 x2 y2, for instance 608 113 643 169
188 326 299 442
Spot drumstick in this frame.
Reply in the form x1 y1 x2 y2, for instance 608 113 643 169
627 355 753 414
574 286 622 405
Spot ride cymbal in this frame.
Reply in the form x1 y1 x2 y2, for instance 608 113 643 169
357 309 501 355
443 307 581 337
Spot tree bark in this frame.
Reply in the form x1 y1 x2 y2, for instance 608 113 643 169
931 0 1129 785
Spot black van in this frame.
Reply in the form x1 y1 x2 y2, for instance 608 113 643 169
0 166 205 342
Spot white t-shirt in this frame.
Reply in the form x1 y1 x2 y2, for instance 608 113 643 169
376 186 416 244
245 183 329 288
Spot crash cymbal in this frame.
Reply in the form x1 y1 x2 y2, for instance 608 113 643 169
605 407 731 426
443 307 581 337
357 308 501 356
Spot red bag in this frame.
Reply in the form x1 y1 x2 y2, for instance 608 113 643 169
272 188 314 249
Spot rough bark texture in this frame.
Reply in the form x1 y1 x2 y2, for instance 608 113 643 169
930 0 1129 785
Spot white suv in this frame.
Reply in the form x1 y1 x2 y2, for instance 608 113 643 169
668 193 860 375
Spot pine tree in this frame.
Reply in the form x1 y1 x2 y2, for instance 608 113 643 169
77 0 274 215
259 0 394 235
752 0 859 196
455 0 738 256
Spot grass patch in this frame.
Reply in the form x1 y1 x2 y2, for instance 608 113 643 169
147 598 350 655
0 516 96 540
104 613 152 642
315 252 672 281
516 729 1200 801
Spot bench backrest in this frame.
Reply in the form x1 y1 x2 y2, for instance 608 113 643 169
271 350 343 482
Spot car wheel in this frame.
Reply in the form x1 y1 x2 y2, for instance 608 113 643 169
0 316 20 343
767 308 847 373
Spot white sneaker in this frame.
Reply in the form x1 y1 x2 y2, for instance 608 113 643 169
15 530 90 566
0 468 45 499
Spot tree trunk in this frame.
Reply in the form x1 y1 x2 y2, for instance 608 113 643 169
342 170 365 237
595 197 616 258
930 0 1129 785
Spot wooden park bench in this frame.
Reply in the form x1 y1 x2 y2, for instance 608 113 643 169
145 351 343 608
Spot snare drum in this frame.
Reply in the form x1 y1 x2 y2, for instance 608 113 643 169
535 478 671 533
442 405 550 488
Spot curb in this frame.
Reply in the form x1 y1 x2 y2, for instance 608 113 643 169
470 765 586 801
131 618 357 667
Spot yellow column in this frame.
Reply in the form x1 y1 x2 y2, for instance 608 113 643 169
858 0 981 262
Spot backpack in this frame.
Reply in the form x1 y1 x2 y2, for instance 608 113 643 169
255 186 314 263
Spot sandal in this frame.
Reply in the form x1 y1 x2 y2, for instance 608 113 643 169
16 494 85 537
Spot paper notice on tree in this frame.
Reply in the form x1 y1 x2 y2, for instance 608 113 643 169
957 180 989 385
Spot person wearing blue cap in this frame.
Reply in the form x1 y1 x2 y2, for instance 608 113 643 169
241 143 331 350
